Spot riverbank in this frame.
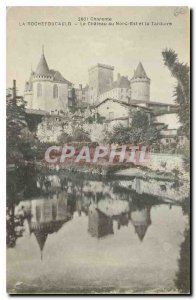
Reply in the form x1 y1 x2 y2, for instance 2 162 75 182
7 152 189 182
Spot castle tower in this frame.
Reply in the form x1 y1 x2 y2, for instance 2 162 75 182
130 62 150 103
88 63 114 106
24 47 73 112
35 46 50 75
88 203 113 238
130 207 151 241
27 197 73 260
30 47 52 111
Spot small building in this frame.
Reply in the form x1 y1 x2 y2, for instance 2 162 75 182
96 98 130 121
160 128 178 145
95 98 152 129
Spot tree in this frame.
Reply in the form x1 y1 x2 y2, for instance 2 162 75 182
162 48 190 138
7 91 39 162
73 128 91 142
86 113 105 124
6 94 27 162
58 132 72 144
109 110 161 145
37 118 63 143
18 128 38 160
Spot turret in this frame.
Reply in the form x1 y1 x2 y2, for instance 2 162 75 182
131 62 150 103
130 206 151 241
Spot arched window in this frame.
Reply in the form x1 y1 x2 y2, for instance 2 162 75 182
37 83 42 98
53 84 58 98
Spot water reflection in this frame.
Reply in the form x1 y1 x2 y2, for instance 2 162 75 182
6 167 190 294
26 195 72 260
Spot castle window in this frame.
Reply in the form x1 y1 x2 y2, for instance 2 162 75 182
35 205 41 222
53 84 58 98
37 83 42 98
52 204 57 220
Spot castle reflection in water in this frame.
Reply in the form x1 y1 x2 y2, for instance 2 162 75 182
20 193 152 258
7 167 179 259
6 166 190 294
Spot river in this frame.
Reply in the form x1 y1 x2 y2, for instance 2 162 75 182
6 166 190 294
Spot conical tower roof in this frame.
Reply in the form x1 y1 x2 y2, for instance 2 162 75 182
133 62 148 79
34 230 48 251
134 224 149 241
35 48 50 76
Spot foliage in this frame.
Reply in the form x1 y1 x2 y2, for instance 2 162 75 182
58 132 72 144
83 123 107 143
72 128 91 142
109 110 161 145
7 95 27 162
18 128 38 160
7 95 39 162
37 118 63 143
162 48 190 138
160 142 178 154
58 127 91 143
175 227 190 293
86 113 105 124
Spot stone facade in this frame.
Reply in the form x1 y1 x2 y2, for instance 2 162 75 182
130 62 150 103
96 98 130 120
95 62 150 105
98 74 131 103
88 63 114 105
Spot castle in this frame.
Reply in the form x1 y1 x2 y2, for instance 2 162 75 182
24 48 182 145
89 61 150 106
24 48 152 111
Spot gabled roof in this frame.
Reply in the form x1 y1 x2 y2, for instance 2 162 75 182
50 70 72 85
96 98 152 112
133 62 149 79
130 99 179 108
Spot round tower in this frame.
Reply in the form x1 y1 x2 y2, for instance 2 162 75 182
131 62 150 103
31 46 52 111
24 46 72 112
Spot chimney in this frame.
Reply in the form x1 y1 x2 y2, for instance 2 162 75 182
13 79 17 105
79 84 82 90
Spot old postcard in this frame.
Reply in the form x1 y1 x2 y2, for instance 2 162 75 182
6 6 190 294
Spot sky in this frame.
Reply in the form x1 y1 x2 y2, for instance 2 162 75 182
6 6 190 104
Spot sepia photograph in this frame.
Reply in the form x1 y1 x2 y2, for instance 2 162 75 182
6 6 190 294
